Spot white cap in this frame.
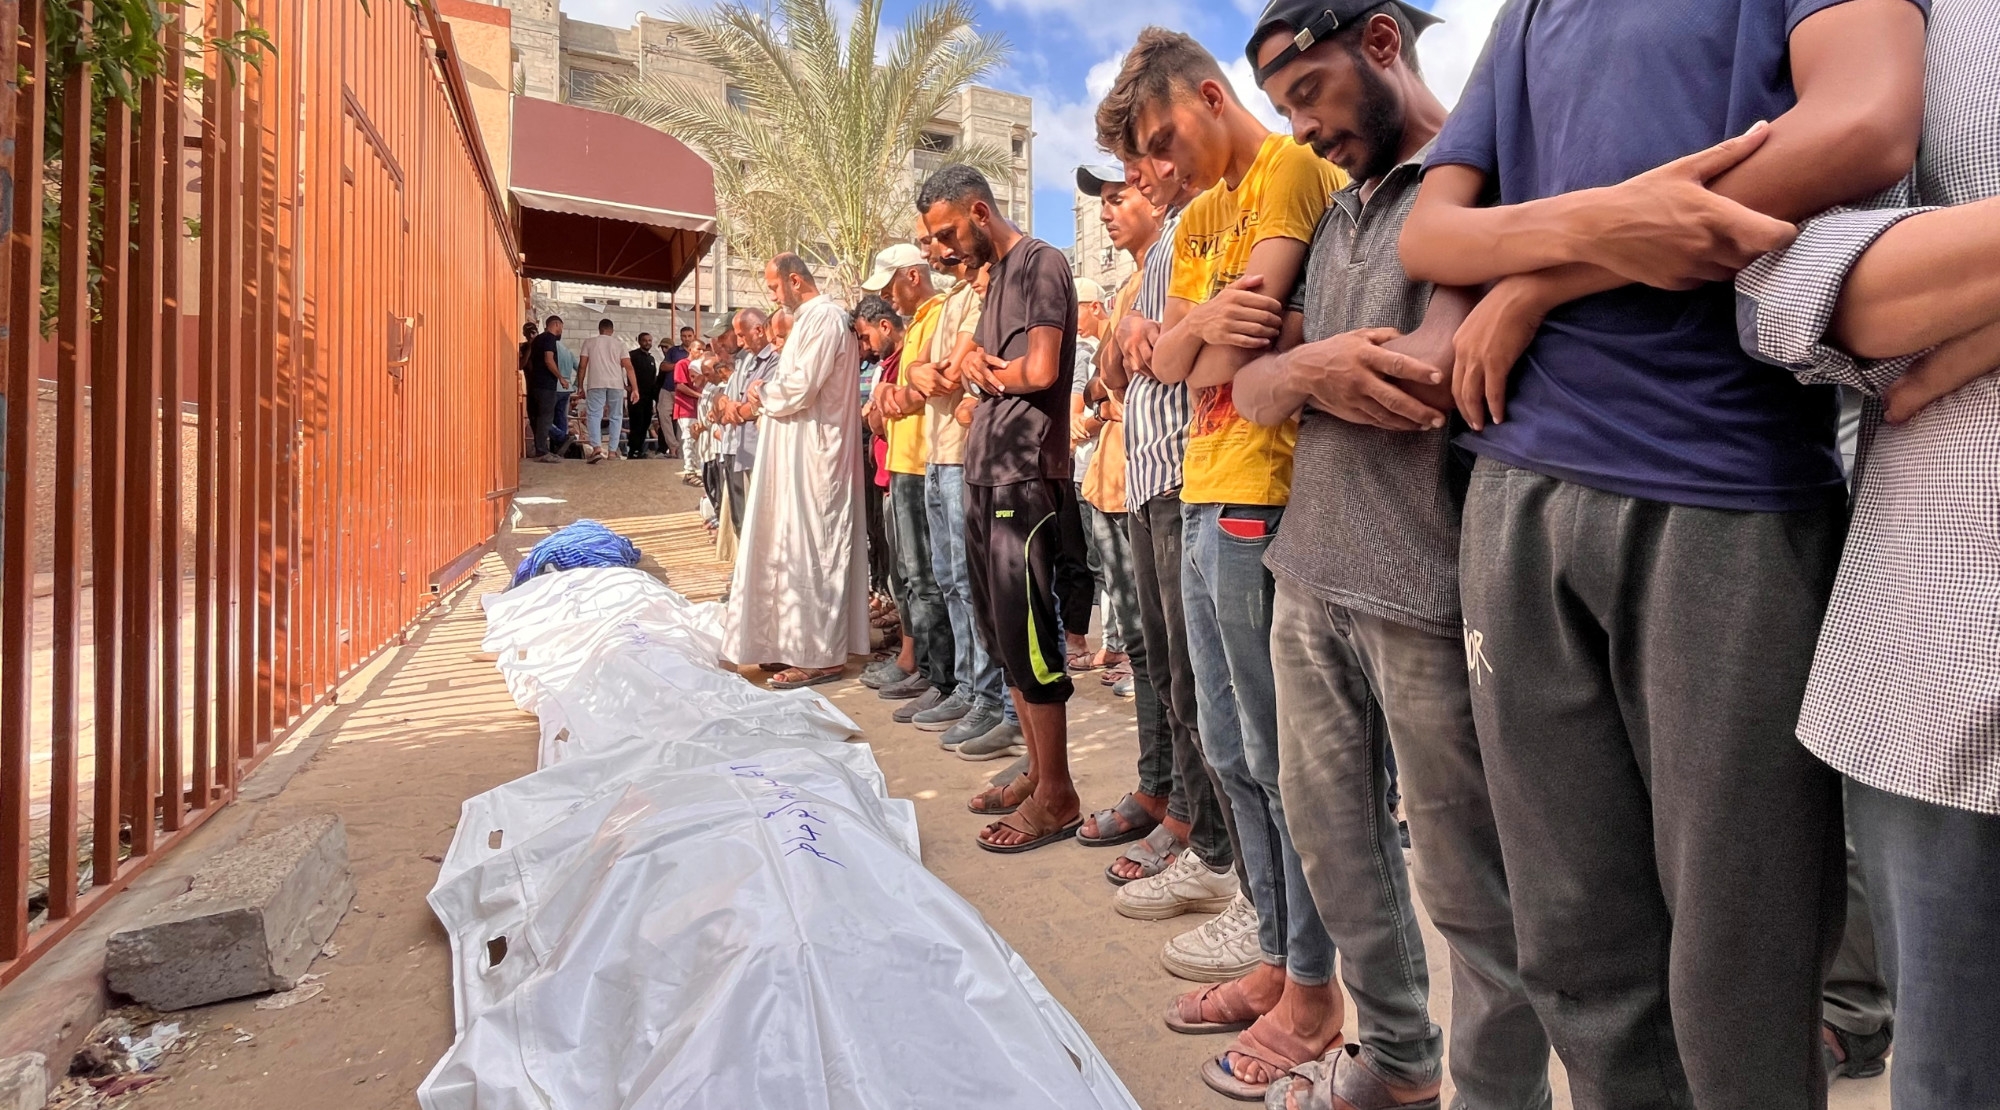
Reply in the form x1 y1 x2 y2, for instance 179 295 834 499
861 243 927 291
1073 277 1106 305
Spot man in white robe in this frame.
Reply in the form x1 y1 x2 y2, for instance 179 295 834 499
721 254 870 686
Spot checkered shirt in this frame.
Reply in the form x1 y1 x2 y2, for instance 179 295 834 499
1735 0 2000 814
1123 205 1191 511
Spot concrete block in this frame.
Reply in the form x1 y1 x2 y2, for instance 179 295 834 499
104 816 354 1011
0 1053 47 1110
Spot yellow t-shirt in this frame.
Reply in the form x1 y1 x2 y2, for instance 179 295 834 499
1170 133 1344 506
887 295 944 475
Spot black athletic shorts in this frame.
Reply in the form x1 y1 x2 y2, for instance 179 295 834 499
964 478 1076 705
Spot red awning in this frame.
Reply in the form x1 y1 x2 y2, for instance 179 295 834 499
510 96 718 294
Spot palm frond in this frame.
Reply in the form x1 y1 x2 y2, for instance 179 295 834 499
595 0 1011 293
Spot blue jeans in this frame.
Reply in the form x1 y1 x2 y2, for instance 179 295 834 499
1182 502 1333 985
926 463 1005 712
1850 779 2000 1110
551 390 574 446
584 387 625 452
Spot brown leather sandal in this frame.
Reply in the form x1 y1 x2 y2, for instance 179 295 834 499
1201 1020 1342 1102
1266 1043 1441 1110
966 772 1031 816
1163 977 1266 1034
975 794 1082 854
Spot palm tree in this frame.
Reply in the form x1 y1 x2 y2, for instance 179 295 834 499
598 0 1012 294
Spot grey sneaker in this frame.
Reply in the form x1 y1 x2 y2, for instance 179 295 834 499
878 670 933 700
860 661 911 690
939 703 1005 749
956 720 1026 761
892 686 945 723
1111 674 1135 698
911 691 972 731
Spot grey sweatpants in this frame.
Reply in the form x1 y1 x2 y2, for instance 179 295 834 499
1272 577 1551 1107
1458 459 1846 1110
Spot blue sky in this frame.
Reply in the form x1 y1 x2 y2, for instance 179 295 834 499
558 0 1505 248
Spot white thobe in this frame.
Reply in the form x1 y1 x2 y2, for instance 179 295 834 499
721 294 870 669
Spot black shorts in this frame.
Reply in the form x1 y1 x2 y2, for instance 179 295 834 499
964 478 1077 705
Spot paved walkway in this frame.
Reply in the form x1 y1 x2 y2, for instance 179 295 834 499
116 455 1886 1110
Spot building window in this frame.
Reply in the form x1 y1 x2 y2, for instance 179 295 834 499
566 67 605 104
918 131 956 153
725 85 751 111
995 198 1010 219
1011 137 1025 157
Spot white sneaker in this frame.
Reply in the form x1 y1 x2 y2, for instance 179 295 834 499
1160 893 1263 982
1114 850 1238 921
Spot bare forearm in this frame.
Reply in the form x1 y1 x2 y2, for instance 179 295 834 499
1150 321 1201 384
1186 340 1257 391
1234 349 1308 426
1834 199 2000 359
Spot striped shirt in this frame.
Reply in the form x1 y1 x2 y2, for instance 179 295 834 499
1123 205 1190 511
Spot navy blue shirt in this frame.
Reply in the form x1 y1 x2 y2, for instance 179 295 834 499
1427 0 1919 511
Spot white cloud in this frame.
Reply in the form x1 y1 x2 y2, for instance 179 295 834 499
1417 0 1504 107
1220 56 1286 134
1025 52 1124 198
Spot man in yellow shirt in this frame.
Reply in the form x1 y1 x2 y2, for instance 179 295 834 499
855 245 958 721
1098 26 1343 1102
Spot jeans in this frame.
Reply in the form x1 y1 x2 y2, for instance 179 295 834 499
1823 829 1891 1038
926 463 1005 711
889 472 955 692
551 390 574 446
1129 494 1232 867
584 387 625 452
1078 495 1138 655
1272 578 1551 1107
1849 779 2000 1110
1182 502 1333 985
1459 459 1845 1110
526 388 557 457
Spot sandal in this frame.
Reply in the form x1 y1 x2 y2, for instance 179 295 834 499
1101 661 1132 686
975 794 1083 854
1265 1043 1439 1110
967 773 1031 816
1201 1018 1342 1102
1077 793 1160 848
1164 978 1266 1035
769 665 843 689
1066 647 1100 672
1107 823 1183 886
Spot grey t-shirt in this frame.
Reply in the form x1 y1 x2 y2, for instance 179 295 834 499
1263 148 1467 638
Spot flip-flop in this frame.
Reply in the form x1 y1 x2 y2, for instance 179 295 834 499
968 773 1029 816
769 666 843 690
1200 1020 1340 1102
1265 1044 1440 1110
1077 793 1160 847
1163 979 1265 1035
1107 823 1183 886
976 794 1082 854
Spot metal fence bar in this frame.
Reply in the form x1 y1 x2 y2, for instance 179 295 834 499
0 0 521 988
50 25 90 918
0 0 32 963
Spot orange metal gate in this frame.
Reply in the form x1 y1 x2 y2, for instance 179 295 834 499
0 0 521 987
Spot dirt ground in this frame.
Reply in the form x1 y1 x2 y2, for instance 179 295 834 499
109 454 1887 1110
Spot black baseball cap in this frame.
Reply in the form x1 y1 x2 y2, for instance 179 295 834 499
1246 0 1442 87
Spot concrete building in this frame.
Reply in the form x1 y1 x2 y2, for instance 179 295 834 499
478 0 1034 316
